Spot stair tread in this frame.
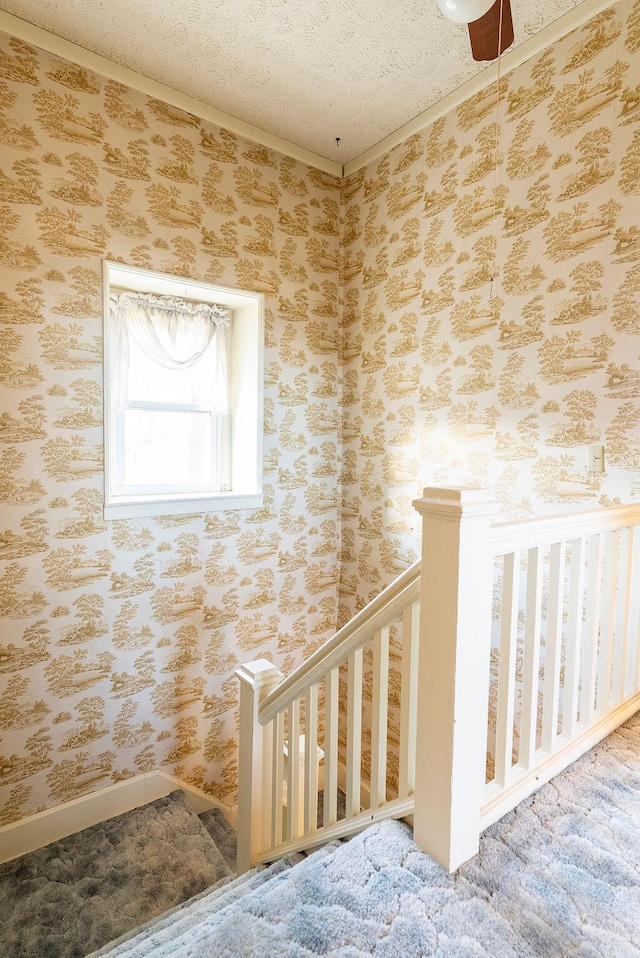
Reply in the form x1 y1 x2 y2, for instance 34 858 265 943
0 790 234 958
85 871 236 958
96 841 341 957
90 858 297 958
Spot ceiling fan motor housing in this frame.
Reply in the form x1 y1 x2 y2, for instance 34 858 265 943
436 0 495 25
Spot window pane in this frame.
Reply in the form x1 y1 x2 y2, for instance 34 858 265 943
123 409 213 487
127 335 217 406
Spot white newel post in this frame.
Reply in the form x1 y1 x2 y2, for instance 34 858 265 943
236 659 283 874
412 487 497 873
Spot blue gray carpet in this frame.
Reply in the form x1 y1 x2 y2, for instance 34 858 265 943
198 806 237 873
100 712 640 957
0 791 233 958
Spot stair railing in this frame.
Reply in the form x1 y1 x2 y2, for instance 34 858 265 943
482 501 640 830
237 488 640 875
236 557 421 873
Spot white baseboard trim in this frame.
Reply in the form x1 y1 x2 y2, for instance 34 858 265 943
0 769 236 864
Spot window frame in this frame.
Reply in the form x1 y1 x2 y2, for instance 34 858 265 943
103 261 264 520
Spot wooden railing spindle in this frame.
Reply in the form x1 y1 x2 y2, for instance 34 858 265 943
323 668 339 828
612 528 632 705
346 648 363 819
542 540 565 753
272 710 284 847
597 530 619 715
304 685 319 836
370 626 389 809
581 533 603 723
399 601 419 798
630 528 640 695
286 699 301 841
563 537 585 738
495 551 519 784
520 547 542 768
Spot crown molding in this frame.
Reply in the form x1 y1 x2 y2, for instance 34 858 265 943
0 10 343 178
0 0 617 180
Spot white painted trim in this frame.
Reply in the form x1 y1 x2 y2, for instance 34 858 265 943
0 11 342 178
104 492 263 520
490 502 640 555
254 795 414 864
343 0 618 176
0 769 235 865
480 693 640 831
102 260 264 520
259 560 421 725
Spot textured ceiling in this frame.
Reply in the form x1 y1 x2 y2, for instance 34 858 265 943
0 0 596 163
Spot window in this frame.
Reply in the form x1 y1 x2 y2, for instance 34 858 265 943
103 262 263 519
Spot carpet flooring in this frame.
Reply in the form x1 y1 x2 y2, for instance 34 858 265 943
0 791 233 958
4 715 640 957
198 807 237 873
98 712 640 957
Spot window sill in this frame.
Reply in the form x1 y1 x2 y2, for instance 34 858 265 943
104 491 263 520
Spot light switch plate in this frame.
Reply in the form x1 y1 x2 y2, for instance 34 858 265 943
587 445 605 474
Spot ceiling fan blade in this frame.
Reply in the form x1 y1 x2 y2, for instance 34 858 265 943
468 0 514 61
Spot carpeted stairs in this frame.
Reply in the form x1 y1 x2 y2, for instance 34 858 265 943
0 790 238 958
3 713 640 957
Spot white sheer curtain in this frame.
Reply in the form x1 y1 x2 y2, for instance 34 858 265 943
110 291 230 412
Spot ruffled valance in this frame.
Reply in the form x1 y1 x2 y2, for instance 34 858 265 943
112 292 230 370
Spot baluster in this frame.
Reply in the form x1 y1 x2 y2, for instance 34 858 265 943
495 551 519 784
370 626 390 809
581 533 603 723
563 537 585 738
597 530 618 714
542 541 565 753
346 648 363 819
271 710 285 847
286 699 301 841
399 601 420 798
304 685 319 836
323 668 339 828
520 546 542 768
612 528 631 705
630 528 640 695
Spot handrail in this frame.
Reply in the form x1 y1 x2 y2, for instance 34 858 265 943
260 505 640 727
259 558 421 725
490 502 640 555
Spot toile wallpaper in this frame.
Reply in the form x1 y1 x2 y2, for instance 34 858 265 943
339 0 640 628
1 0 639 827
0 30 342 825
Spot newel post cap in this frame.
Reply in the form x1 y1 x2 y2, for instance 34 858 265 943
413 485 499 521
236 659 283 690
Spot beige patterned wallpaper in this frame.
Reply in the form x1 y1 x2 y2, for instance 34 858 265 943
1 0 640 828
0 32 341 825
0 0 590 163
339 0 640 631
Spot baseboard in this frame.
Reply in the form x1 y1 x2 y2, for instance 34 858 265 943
0 769 236 864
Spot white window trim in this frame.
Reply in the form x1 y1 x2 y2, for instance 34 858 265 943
103 261 264 520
